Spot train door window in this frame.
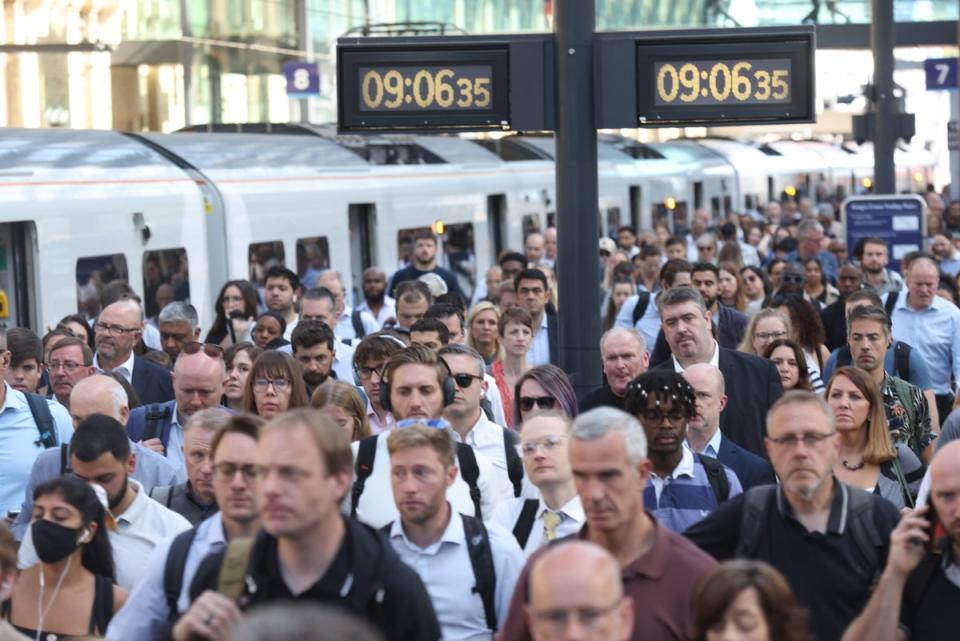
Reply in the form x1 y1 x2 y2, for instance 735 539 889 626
629 186 642 231
76 253 129 318
348 205 376 305
522 215 541 239
767 177 775 203
606 207 621 238
296 237 331 290
693 182 704 211
443 222 476 299
745 194 755 211
710 197 721 219
723 196 733 217
142 249 190 320
546 212 556 227
487 195 506 258
249 241 285 287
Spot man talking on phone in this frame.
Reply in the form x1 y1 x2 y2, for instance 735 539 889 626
841 440 960 641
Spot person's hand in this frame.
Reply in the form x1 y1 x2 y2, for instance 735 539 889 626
172 591 243 641
885 506 931 580
140 438 165 454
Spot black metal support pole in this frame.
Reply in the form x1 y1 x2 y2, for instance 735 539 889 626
872 0 896 194
554 0 601 396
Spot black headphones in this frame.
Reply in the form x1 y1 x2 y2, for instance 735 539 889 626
379 355 456 413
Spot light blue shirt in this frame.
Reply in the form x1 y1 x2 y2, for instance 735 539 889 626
891 291 960 395
526 313 551 367
106 513 227 640
0 384 73 513
165 403 186 471
615 293 661 352
687 428 723 459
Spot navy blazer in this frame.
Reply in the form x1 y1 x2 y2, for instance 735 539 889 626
132 356 175 405
649 304 749 367
717 435 777 490
654 347 782 458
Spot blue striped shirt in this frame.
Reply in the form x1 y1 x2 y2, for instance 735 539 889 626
644 447 742 533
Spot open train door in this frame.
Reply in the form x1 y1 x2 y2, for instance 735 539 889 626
0 222 38 330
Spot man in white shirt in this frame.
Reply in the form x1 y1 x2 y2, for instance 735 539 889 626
317 270 378 343
439 344 523 502
348 344 500 528
106 414 262 640
386 423 524 641
356 267 396 329
492 413 585 557
19 414 191 589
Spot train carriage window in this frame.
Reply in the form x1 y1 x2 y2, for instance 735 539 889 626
142 249 190 320
296 237 330 290
522 215 541 239
76 254 128 318
249 241 285 288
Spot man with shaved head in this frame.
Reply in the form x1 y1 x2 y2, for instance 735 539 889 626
841 440 960 641
94 297 175 404
527 541 634 641
525 232 546 266
580 328 649 412
682 363 775 490
126 344 227 469
10 375 181 539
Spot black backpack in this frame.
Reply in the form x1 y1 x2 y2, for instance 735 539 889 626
142 403 173 443
351 436 484 519
699 454 731 504
631 292 652 326
735 485 884 582
351 309 367 343
162 527 201 620
383 513 498 632
25 393 57 449
502 428 524 498
511 499 541 549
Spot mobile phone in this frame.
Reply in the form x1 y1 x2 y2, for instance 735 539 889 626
5 510 19 521
913 473 939 551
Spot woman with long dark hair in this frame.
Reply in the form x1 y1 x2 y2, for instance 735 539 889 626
3 477 126 638
205 280 260 347
768 293 830 392
222 342 263 412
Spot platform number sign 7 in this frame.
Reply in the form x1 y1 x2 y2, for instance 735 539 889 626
924 58 958 91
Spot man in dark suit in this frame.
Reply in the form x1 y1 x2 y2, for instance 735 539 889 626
93 299 174 405
682 363 776 489
648 262 748 366
516 268 559 366
652 287 783 457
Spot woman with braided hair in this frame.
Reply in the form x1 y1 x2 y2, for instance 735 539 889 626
623 370 742 533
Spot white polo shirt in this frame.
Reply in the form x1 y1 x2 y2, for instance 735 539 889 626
388 507 525 641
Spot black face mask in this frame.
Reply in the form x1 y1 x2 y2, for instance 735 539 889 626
32 520 85 564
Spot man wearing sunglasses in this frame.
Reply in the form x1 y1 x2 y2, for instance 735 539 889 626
108 414 263 641
126 343 227 470
439 344 524 502
349 345 500 528
686 391 901 641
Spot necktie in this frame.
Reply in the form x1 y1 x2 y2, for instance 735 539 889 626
542 511 562 542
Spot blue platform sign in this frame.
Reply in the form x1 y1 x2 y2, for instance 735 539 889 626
284 61 320 96
842 195 925 273
924 58 958 91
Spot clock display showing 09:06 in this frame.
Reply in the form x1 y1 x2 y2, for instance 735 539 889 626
654 59 792 106
359 66 493 112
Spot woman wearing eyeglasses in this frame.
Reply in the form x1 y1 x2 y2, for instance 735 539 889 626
826 367 922 509
242 351 308 420
491 307 534 428
3 477 126 639
738 308 792 358
513 365 578 427
311 380 372 442
222 342 263 412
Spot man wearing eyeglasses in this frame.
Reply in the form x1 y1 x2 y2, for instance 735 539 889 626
93 299 174 405
439 345 524 503
352 334 405 434
126 344 226 469
107 414 263 641
47 337 96 409
685 391 901 641
492 413 585 558
527 542 634 641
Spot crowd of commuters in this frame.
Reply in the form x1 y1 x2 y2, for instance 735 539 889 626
0 191 959 641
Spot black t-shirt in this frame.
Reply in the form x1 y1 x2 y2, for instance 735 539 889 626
388 265 463 299
685 483 900 641
901 547 960 641
578 385 626 413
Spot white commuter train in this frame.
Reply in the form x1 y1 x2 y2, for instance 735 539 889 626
0 126 935 333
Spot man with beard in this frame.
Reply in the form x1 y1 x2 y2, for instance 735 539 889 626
291 321 337 395
626 371 741 533
685 392 901 641
356 267 396 329
856 237 904 296
386 424 524 641
18 414 191 589
388 230 464 299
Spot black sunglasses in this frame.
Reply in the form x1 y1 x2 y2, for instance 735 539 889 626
519 396 557 412
452 372 483 388
182 342 224 358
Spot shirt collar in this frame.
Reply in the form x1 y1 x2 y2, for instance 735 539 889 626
95 349 135 375
776 477 848 534
671 340 720 372
651 445 696 480
0 382 27 413
699 429 723 457
538 495 586 524
390 502 463 551
898 289 944 313
579 513 670 580
115 478 148 525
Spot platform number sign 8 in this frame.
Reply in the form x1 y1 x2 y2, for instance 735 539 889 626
284 61 320 96
293 68 311 91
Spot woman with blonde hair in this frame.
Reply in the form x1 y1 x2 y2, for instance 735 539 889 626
311 380 372 442
466 302 501 368
738 308 792 357
826 367 923 509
